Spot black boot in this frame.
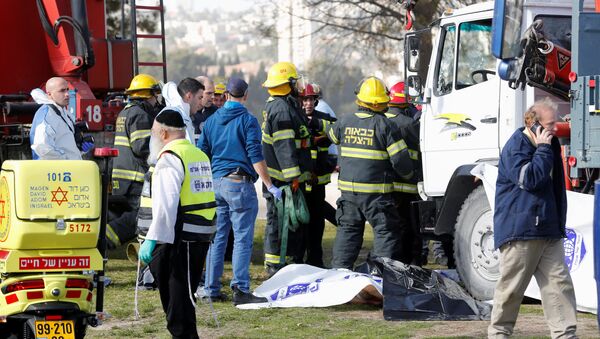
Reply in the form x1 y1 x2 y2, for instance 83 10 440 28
265 264 284 278
232 286 268 306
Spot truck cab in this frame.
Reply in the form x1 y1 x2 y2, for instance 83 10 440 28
405 1 578 300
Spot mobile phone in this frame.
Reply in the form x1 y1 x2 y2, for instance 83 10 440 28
530 122 544 135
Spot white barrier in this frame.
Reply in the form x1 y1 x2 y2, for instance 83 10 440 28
472 163 597 314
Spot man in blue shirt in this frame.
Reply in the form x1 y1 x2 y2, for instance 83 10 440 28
197 77 281 305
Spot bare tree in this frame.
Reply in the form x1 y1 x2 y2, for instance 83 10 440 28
244 0 484 115
256 0 482 71
105 0 158 39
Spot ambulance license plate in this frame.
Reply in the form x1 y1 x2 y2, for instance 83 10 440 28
34 320 75 339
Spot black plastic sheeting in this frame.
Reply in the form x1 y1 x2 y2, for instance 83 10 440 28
356 257 491 321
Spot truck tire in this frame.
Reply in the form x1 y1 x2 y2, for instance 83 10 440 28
454 185 500 300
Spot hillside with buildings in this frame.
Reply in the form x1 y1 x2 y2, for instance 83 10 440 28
135 0 401 118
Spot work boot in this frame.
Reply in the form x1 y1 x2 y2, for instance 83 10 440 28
202 293 228 302
265 264 283 278
232 286 267 306
195 287 228 302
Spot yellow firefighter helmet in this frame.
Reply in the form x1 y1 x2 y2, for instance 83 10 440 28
355 76 390 106
263 62 298 88
126 74 160 98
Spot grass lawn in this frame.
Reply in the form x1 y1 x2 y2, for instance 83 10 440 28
87 220 598 338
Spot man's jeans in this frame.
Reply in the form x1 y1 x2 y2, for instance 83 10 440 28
205 177 258 295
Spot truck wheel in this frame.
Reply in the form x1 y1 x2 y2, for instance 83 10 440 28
454 185 500 300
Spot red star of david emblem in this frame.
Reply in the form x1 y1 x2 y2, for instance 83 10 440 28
51 187 69 206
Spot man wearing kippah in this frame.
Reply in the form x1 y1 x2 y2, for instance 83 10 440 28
197 77 281 305
139 110 216 338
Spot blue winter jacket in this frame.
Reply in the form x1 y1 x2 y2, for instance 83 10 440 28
197 101 264 181
493 127 567 249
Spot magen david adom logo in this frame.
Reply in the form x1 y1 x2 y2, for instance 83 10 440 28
563 228 586 272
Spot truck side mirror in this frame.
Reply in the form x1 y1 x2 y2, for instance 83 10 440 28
404 28 433 104
491 0 524 59
407 75 423 99
407 35 421 72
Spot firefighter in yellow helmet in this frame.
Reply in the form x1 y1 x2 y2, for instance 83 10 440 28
108 73 163 248
326 76 414 269
261 61 313 276
213 82 227 108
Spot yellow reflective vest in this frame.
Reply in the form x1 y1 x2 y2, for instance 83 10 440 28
157 139 216 242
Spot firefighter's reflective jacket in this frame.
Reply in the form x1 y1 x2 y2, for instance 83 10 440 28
327 108 414 194
261 95 313 184
112 100 156 195
386 105 422 194
309 110 337 186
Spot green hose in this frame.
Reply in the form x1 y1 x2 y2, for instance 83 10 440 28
276 185 310 265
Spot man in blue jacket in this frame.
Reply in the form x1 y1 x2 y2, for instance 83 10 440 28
489 98 577 338
197 77 281 305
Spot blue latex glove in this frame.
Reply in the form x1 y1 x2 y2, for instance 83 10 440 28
81 141 95 153
267 184 282 200
139 239 156 264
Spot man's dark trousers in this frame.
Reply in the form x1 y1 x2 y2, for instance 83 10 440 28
150 241 209 339
299 184 326 267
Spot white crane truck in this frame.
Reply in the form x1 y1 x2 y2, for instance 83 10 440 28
403 0 599 313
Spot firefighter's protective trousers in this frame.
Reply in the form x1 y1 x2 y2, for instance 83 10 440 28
109 100 156 245
261 95 312 268
332 192 405 270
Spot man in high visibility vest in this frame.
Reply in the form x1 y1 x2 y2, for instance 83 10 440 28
326 76 414 269
108 74 163 249
139 109 216 339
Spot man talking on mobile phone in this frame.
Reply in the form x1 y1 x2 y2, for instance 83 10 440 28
488 97 578 338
